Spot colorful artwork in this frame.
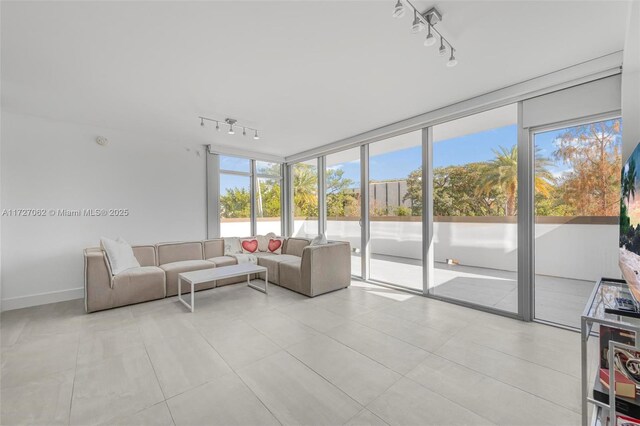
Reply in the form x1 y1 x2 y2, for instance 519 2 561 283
620 142 640 301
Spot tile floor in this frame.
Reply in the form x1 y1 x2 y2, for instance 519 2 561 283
1 280 584 425
358 253 594 329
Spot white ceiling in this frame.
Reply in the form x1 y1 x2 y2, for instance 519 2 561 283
1 1 630 158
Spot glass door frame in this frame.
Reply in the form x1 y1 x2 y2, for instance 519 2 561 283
527 111 622 327
421 110 525 321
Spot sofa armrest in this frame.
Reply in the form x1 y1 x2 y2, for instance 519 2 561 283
300 242 351 296
84 249 114 312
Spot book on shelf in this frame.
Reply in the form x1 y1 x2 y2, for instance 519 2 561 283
601 325 636 370
601 368 637 399
593 375 640 419
616 414 640 426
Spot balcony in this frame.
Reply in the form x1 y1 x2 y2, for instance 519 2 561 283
295 215 620 328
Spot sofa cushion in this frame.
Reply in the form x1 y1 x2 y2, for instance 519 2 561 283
279 260 302 294
160 259 216 296
257 254 301 285
284 238 310 257
131 245 157 267
112 266 166 306
252 252 276 259
157 241 204 265
206 256 237 267
203 239 225 259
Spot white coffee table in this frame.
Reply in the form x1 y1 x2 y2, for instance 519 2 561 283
177 263 268 312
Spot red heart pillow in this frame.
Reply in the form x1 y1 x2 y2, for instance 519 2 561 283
241 239 258 253
268 239 282 253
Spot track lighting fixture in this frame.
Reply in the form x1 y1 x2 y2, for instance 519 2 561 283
392 0 404 18
392 2 458 67
199 116 261 141
447 49 457 67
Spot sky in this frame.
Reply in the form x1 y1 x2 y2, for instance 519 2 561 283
219 120 620 192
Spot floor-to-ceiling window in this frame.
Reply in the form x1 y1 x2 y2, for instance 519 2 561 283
219 155 252 237
368 130 423 290
430 105 519 312
326 148 361 277
292 159 319 238
533 117 622 327
255 161 282 235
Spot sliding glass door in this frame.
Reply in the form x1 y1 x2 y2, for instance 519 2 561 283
368 130 423 290
255 161 282 235
219 155 252 237
292 159 319 238
533 117 622 327
430 105 518 313
326 148 362 277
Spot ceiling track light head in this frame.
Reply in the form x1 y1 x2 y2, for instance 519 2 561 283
411 10 424 33
392 0 405 18
438 37 447 56
253 130 259 140
424 25 435 46
200 117 204 127
226 118 236 134
447 48 457 67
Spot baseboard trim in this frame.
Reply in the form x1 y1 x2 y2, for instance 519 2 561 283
1 287 84 311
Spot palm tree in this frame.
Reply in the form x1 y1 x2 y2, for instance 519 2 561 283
625 156 637 204
478 145 555 216
293 164 319 217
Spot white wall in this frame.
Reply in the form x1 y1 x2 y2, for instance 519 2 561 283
325 220 620 282
0 112 206 310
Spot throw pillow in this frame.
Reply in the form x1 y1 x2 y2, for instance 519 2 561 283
311 233 328 246
256 235 269 252
224 237 242 255
267 237 284 254
100 236 140 275
240 238 259 254
257 232 277 252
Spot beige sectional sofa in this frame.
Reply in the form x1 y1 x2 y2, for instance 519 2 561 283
84 237 351 313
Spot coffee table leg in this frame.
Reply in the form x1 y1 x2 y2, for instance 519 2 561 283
190 282 194 313
248 270 268 294
177 276 194 312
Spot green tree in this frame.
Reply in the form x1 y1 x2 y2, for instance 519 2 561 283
404 169 423 216
293 163 319 217
256 178 281 218
219 188 250 218
326 168 358 217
